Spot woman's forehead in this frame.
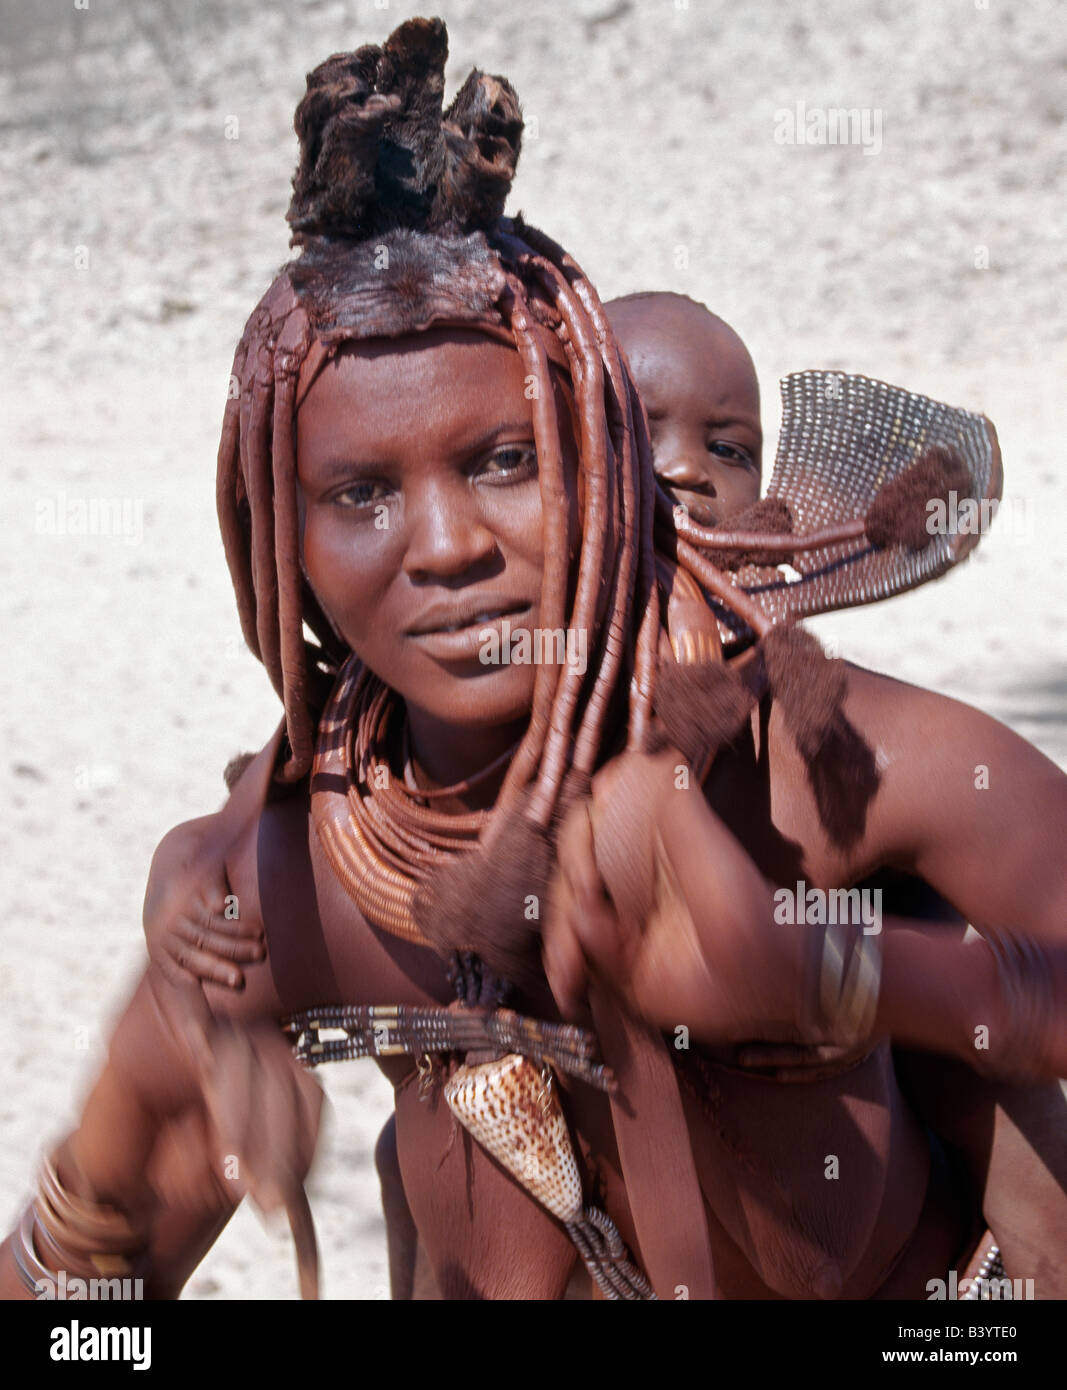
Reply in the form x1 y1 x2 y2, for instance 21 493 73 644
310 329 519 399
296 330 536 460
298 326 576 433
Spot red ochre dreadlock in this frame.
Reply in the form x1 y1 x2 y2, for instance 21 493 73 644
215 18 960 988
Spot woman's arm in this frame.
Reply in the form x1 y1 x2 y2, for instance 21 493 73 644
846 672 1067 1074
847 669 1067 944
1 959 322 1299
0 968 213 1299
544 724 1067 1080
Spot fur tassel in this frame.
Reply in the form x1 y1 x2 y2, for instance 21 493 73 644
650 659 756 772
760 625 846 763
411 789 557 989
759 625 882 847
865 444 971 550
710 497 795 570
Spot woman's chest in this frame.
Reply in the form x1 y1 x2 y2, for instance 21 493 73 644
248 792 457 1012
244 794 929 1299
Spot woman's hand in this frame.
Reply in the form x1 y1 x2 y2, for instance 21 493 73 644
181 1009 324 1300
544 747 808 1045
143 816 265 989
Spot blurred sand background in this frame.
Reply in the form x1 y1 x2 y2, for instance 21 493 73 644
0 0 1064 1299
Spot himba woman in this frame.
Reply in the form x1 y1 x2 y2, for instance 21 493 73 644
4 18 1066 1301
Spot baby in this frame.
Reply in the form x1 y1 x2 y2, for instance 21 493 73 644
606 291 762 527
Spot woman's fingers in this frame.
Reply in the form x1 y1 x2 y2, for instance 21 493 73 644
163 910 268 990
555 799 604 915
544 871 590 1016
545 800 604 1014
187 893 265 941
545 799 632 1011
569 878 630 983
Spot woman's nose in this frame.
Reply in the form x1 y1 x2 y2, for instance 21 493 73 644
401 480 498 579
657 455 715 493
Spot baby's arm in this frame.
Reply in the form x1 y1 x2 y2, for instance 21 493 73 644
143 814 262 989
142 729 284 989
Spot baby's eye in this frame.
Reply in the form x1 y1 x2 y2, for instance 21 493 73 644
333 479 393 509
478 444 538 482
707 440 755 468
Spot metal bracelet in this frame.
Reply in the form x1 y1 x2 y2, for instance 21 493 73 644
13 1205 53 1298
979 928 1054 1079
816 922 882 1048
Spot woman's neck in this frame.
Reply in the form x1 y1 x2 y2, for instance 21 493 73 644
402 704 528 813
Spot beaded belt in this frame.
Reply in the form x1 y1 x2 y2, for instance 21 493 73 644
282 1003 654 1298
282 1002 615 1091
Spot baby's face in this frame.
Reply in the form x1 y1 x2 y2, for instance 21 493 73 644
609 298 762 528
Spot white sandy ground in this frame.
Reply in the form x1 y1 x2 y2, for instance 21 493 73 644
0 0 1064 1298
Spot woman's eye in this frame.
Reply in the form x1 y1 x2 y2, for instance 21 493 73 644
707 440 754 468
333 479 392 509
479 445 538 481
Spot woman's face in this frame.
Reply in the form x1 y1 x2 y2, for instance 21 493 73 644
296 329 580 737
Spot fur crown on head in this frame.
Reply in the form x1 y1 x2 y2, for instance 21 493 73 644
286 16 524 245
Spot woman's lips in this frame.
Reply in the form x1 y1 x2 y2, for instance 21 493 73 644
407 605 533 662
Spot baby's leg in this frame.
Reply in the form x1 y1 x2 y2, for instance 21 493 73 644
895 1049 1067 1297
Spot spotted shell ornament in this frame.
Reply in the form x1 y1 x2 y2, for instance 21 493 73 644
444 1052 584 1223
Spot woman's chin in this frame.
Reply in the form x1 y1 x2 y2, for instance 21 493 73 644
393 662 537 732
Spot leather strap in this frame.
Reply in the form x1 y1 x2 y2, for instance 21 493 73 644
590 982 717 1300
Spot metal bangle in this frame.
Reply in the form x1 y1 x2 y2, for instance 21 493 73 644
837 929 883 1047
979 928 1054 1079
13 1205 54 1298
816 922 882 1048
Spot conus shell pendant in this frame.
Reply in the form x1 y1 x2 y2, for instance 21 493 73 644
444 1052 584 1224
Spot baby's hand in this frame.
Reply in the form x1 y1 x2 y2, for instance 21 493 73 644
143 815 265 990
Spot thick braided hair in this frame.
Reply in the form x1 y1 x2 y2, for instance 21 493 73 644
215 17 867 987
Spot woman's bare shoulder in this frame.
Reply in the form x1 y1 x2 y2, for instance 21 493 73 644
832 660 1066 875
747 656 1062 886
839 660 1061 772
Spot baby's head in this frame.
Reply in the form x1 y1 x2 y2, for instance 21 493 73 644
606 292 762 527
